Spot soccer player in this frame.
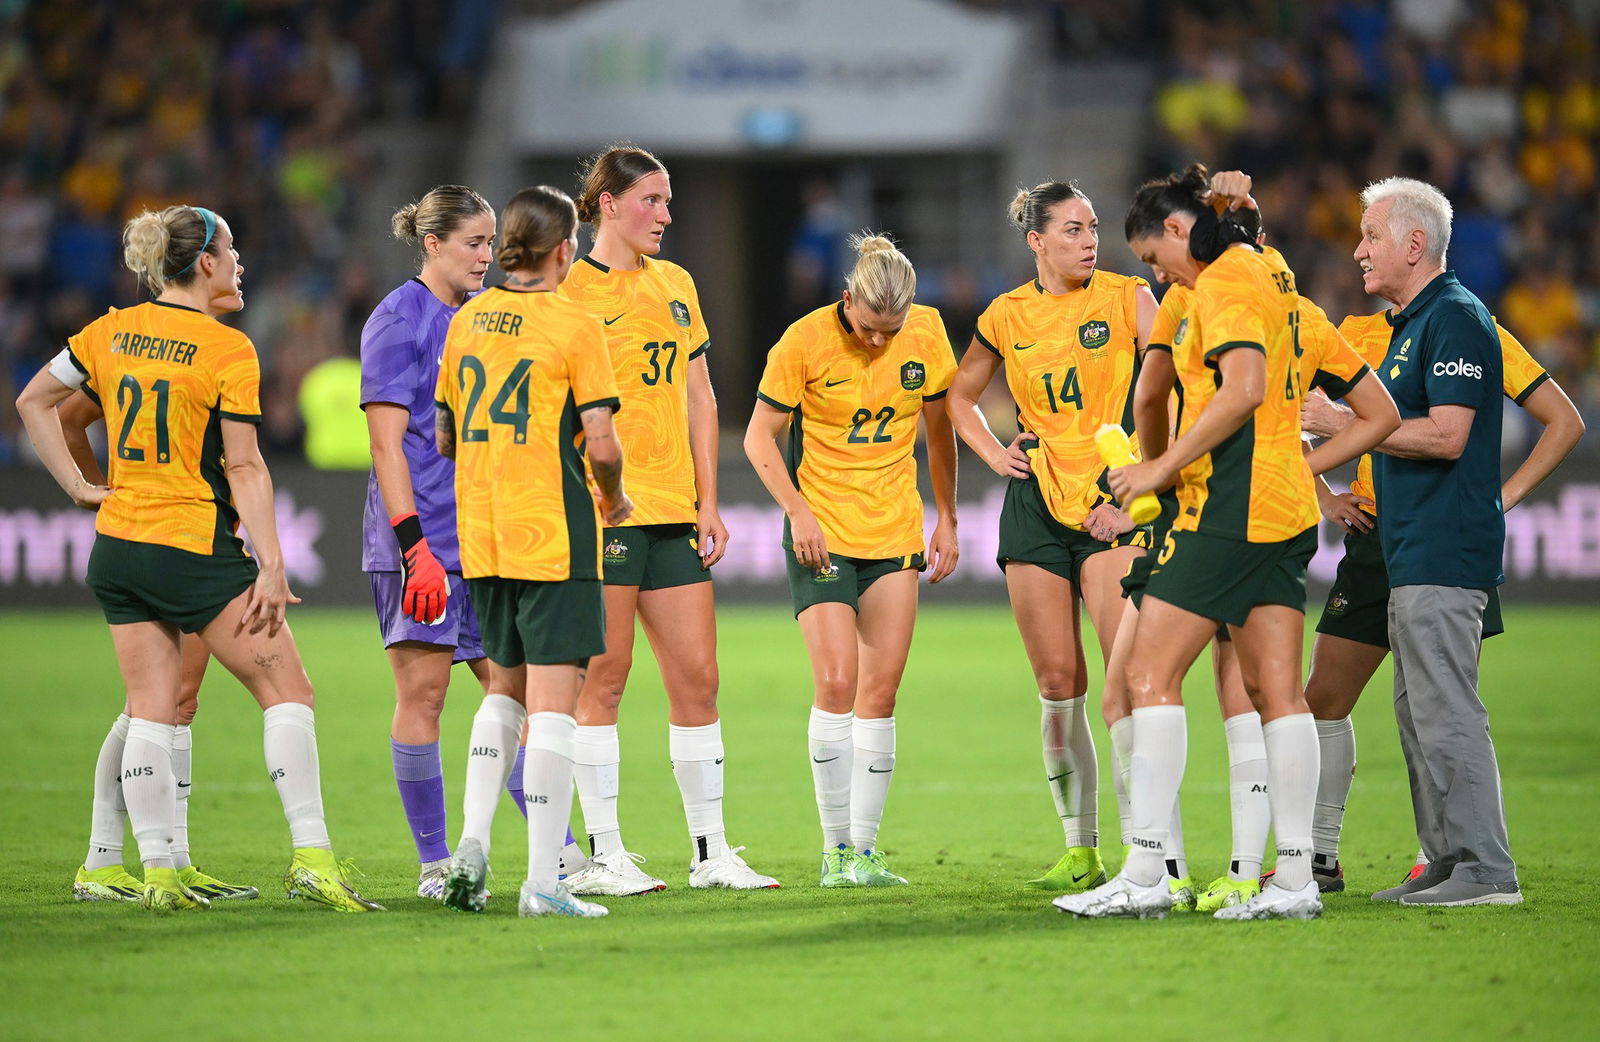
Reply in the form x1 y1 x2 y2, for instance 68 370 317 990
435 184 627 919
362 185 568 899
1298 315 1581 891
15 204 381 912
945 181 1156 894
559 145 776 893
56 391 256 903
1057 165 1397 920
744 233 959 887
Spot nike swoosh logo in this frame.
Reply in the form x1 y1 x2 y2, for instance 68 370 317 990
715 758 724 765
176 782 191 789
420 829 443 839
1047 771 1072 782
867 766 892 774
1072 871 1091 883
1013 342 1037 351
812 756 839 763
824 378 850 387
604 314 626 325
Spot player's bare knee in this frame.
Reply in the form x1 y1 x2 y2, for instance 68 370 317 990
1034 664 1080 701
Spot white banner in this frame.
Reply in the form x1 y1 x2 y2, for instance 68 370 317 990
511 0 1026 153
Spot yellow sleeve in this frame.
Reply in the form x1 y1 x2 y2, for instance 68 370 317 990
1301 298 1369 395
682 272 711 360
973 297 1006 357
1148 289 1186 353
756 322 808 412
924 317 959 401
570 315 622 412
1496 322 1549 404
216 336 262 422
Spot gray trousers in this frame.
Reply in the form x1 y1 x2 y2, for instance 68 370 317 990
1388 584 1516 884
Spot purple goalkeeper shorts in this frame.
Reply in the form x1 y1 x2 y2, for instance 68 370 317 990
368 570 485 663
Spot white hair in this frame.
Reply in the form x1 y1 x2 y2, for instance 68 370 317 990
1360 177 1453 265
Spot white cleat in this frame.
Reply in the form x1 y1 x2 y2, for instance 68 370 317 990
1213 881 1323 921
1053 871 1173 919
417 858 450 900
689 846 780 890
519 881 609 918
563 849 667 896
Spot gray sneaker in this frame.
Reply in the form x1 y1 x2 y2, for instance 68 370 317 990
1372 867 1451 902
1400 878 1522 907
444 838 489 913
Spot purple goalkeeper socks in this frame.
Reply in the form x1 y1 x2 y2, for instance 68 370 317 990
391 738 449 863
507 745 574 846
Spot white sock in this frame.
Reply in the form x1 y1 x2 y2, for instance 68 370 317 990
1263 713 1319 891
572 724 621 858
262 702 331 850
1109 716 1134 848
1225 711 1270 881
524 713 577 893
122 719 176 870
850 716 896 852
1040 695 1098 848
670 721 727 864
1313 716 1356 862
1165 794 1188 881
808 707 854 849
170 724 193 870
1127 705 1186 886
85 714 130 871
461 694 525 858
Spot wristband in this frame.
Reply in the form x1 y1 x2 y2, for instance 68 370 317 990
391 512 424 554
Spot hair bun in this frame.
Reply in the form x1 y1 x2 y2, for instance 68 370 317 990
1007 189 1031 228
849 233 896 257
391 203 420 242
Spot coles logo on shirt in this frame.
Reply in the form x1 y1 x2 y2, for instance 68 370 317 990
1433 358 1484 379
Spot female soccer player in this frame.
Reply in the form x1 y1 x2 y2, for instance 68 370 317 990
1058 166 1397 920
435 184 629 919
16 204 380 912
744 234 959 887
363 185 555 899
945 181 1156 893
559 145 775 893
57 392 255 903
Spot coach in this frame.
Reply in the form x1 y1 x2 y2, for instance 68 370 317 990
1350 177 1521 906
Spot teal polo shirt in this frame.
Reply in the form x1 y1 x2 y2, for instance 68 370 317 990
1373 272 1504 590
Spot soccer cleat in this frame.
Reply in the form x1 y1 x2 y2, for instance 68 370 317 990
820 845 860 888
853 849 908 887
140 866 210 912
1214 880 1322 920
1196 874 1261 913
417 857 450 901
179 866 259 901
1398 878 1522 907
443 839 489 912
518 880 609 918
1054 871 1173 918
1167 874 1198 912
283 848 385 912
1260 859 1345 894
1024 846 1106 892
73 864 143 903
689 846 780 890
563 848 667 897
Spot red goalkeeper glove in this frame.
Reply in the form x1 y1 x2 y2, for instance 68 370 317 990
392 512 448 624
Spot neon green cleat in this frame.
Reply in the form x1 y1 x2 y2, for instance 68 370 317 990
74 864 143 903
1024 846 1106 892
854 849 909 887
819 844 860 888
1196 874 1261 913
284 848 385 912
1167 874 1198 912
141 866 210 912
179 865 259 901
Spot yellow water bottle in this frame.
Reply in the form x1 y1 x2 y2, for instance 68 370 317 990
1095 424 1161 525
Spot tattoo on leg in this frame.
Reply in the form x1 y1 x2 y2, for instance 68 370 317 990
254 651 284 671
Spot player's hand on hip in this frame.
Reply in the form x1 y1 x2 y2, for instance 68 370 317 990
1321 491 1375 532
71 478 111 511
1085 503 1134 543
992 432 1036 480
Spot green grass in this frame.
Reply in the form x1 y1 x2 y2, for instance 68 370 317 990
3 605 1597 1040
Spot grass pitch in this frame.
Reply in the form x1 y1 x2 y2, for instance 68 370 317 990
3 604 1597 1040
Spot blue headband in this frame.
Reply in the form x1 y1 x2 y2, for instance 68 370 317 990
169 207 218 278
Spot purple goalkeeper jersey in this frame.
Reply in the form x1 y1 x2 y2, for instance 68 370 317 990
359 278 470 572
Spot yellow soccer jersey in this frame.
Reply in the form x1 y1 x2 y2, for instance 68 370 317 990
1341 311 1547 515
436 287 621 582
1147 282 1193 354
1171 245 1318 542
973 270 1149 528
559 256 708 527
757 302 957 559
66 301 260 556
1297 296 1371 399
